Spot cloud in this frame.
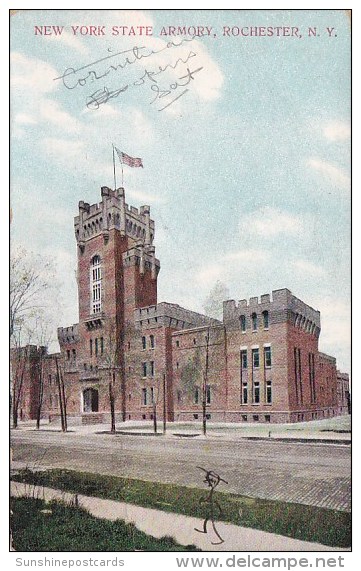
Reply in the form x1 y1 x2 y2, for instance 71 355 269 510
196 263 225 284
240 207 304 238
323 121 350 142
313 297 350 371
196 248 268 286
11 52 59 94
224 249 268 263
40 99 82 133
292 259 326 277
14 113 37 125
45 29 90 56
307 158 350 189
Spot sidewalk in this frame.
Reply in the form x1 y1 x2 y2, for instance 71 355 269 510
13 416 351 444
10 482 348 552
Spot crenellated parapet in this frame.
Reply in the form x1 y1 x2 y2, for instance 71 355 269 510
123 245 160 279
223 288 321 335
74 187 155 250
57 323 80 345
134 302 220 331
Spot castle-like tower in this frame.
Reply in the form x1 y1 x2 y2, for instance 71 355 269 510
58 187 160 418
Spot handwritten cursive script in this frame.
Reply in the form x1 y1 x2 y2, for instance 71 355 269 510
54 37 205 111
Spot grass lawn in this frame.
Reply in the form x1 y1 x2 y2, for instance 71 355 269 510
11 496 200 552
12 469 351 548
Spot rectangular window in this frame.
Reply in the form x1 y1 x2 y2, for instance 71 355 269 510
264 346 272 368
240 350 247 369
177 390 182 403
252 348 260 368
142 336 146 350
206 385 211 404
90 339 93 356
100 337 104 355
95 338 98 356
253 415 259 422
67 350 70 360
194 387 200 404
150 361 155 377
176 340 180 347
142 362 147 377
150 335 155 348
150 387 154 404
142 388 147 405
242 382 248 404
242 414 248 421
265 414 271 423
266 381 272 404
72 349 76 360
254 381 260 404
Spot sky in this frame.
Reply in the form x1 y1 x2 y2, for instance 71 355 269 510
10 9 351 372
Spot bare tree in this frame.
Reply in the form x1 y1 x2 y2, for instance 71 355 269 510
180 326 223 436
203 281 230 320
101 320 121 433
34 319 54 430
11 325 30 428
10 247 53 340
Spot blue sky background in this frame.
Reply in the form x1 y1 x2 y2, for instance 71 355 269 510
10 9 351 371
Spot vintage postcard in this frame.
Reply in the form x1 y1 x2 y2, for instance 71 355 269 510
9 7 351 562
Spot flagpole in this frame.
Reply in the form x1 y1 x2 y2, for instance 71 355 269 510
112 143 117 190
121 158 124 187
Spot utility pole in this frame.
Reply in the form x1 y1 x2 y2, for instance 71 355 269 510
202 328 210 436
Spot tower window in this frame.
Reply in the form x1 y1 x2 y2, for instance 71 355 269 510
90 339 93 356
150 335 155 349
142 388 147 405
100 337 104 355
91 255 102 314
251 313 258 331
252 348 260 368
240 315 246 332
264 346 272 368
240 349 248 369
142 362 147 377
150 361 155 377
263 310 269 329
142 336 146 350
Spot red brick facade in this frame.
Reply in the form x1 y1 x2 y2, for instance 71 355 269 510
11 187 350 424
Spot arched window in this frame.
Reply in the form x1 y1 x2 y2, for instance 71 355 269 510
91 255 102 314
240 315 246 332
263 310 269 329
251 313 258 331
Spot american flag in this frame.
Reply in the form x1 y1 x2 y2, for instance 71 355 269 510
115 147 143 168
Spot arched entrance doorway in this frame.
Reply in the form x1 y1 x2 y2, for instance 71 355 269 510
83 388 99 413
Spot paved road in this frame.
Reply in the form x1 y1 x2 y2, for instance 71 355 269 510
11 430 351 512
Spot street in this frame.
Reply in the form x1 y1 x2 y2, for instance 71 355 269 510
11 428 351 512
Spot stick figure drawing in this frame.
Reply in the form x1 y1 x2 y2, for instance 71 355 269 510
194 466 228 545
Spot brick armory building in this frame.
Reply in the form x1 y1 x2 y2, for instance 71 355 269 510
12 186 350 424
